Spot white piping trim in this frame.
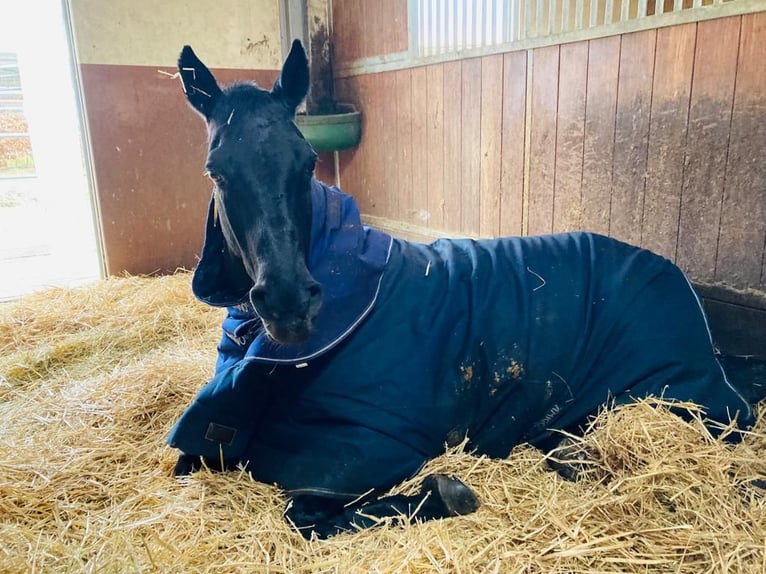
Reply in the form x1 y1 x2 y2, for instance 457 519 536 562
682 273 753 421
244 235 395 366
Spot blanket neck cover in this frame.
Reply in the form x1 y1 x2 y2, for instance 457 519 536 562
191 179 393 364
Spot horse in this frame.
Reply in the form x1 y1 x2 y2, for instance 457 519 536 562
168 39 764 539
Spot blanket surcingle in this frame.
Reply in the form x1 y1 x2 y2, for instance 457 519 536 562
168 180 753 499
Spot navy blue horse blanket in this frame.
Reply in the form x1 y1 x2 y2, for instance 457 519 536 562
169 180 753 499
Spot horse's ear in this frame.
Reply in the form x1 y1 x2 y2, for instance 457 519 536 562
271 39 309 112
178 45 222 120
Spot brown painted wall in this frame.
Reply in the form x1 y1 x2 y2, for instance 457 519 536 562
79 64 279 275
77 59 334 275
69 0 287 276
334 12 766 293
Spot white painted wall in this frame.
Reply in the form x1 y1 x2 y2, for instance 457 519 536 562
69 0 282 68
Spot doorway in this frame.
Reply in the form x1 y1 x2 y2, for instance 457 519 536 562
0 0 102 301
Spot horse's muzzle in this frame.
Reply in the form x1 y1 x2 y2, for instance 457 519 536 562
249 280 322 344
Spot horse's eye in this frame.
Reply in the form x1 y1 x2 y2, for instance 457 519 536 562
206 171 226 187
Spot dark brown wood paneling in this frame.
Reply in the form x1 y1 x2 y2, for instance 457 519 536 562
499 51 527 237
426 65 445 229
314 152 335 185
716 12 766 289
332 0 408 64
337 137 365 201
336 75 362 197
479 55 504 237
553 41 588 233
461 58 482 235
380 72 399 220
380 0 409 56
676 16 741 282
364 73 387 216
332 0 363 62
332 16 765 294
337 75 373 213
527 45 559 236
443 61 463 233
641 23 696 261
80 64 278 276
581 36 620 236
610 29 656 246
411 66 429 226
395 68 414 225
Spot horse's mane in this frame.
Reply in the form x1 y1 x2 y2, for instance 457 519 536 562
224 81 268 94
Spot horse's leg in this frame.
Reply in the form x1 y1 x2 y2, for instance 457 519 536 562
545 435 599 482
286 474 480 539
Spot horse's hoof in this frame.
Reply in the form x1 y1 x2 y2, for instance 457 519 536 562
173 454 200 476
424 474 480 516
547 437 597 482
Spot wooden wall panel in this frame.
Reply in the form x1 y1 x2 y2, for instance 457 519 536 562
552 41 588 233
336 75 370 212
379 72 399 220
331 0 355 60
580 36 620 236
676 17 740 281
527 45 560 236
395 69 414 225
641 23 695 261
716 12 766 289
314 152 335 185
499 52 527 237
610 30 656 246
411 67 429 225
461 59 483 235
333 14 765 292
337 73 404 223
357 75 378 215
380 0 409 57
426 65 445 229
443 61 463 233
479 55 505 237
332 0 408 64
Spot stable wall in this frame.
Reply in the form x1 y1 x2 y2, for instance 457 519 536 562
332 2 766 297
68 0 284 275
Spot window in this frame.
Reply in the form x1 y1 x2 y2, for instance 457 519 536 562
411 0 727 57
0 52 34 176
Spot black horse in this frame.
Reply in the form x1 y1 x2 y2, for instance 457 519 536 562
169 40 763 539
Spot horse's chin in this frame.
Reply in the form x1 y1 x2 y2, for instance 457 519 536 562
262 320 313 345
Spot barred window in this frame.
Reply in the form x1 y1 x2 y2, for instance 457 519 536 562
411 0 728 57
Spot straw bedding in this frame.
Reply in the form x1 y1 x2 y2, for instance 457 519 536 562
1 272 764 573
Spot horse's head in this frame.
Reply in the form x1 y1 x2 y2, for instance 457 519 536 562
179 40 322 344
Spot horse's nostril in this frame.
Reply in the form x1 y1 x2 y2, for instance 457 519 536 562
307 283 322 309
250 281 320 325
249 285 268 312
